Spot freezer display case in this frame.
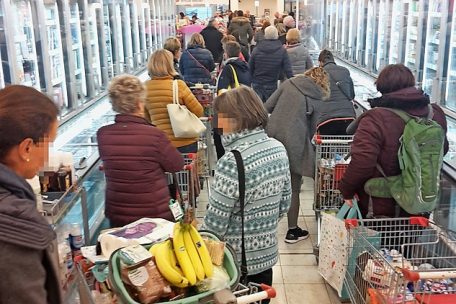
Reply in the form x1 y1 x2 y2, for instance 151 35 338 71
150 0 160 50
374 0 392 74
130 1 142 69
422 0 447 95
103 4 114 79
340 0 350 58
0 0 40 89
0 47 4 89
110 2 125 75
37 1 68 110
120 0 134 73
69 2 87 101
404 0 424 78
355 0 367 66
388 0 405 64
347 0 358 62
86 3 103 94
143 2 154 56
445 0 456 111
364 0 375 71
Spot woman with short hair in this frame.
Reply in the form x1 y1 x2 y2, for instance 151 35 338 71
145 49 203 153
164 37 182 75
203 86 291 302
97 74 184 227
179 33 216 84
265 67 330 243
0 85 61 303
285 28 313 76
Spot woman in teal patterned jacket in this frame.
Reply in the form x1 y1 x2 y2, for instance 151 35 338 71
202 86 291 299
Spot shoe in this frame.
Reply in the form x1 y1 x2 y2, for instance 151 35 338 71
285 227 309 244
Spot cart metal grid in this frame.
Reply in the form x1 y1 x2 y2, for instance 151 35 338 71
167 153 198 209
313 135 353 247
344 217 456 304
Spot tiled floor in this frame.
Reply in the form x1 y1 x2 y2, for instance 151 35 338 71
195 177 343 304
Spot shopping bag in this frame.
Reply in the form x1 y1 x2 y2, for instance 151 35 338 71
167 80 206 138
318 211 352 296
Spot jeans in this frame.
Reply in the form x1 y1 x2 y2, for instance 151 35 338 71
252 83 278 103
288 172 303 229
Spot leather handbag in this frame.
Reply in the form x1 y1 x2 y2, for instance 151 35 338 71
167 80 206 138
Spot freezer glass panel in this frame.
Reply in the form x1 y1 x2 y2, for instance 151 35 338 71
88 4 102 93
329 1 336 49
103 5 114 79
150 1 159 50
374 0 391 73
422 0 443 95
121 3 133 72
347 0 357 62
444 116 456 170
404 0 420 74
114 4 124 74
69 3 87 99
356 0 367 66
130 2 141 68
364 0 374 69
389 0 403 64
445 2 456 111
341 0 349 58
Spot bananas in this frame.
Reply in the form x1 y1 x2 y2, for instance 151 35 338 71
188 224 214 278
154 240 189 288
152 222 216 287
173 223 197 285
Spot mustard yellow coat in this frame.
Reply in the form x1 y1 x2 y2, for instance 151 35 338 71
144 76 204 148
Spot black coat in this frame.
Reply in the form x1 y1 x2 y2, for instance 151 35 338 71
179 46 215 84
200 26 224 63
249 39 293 86
216 58 251 92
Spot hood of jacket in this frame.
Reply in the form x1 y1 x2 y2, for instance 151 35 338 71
221 127 266 149
225 57 249 73
368 87 430 113
0 163 55 250
256 39 285 53
231 16 250 26
288 75 325 100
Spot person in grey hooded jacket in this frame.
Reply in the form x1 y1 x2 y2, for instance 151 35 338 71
228 10 253 61
265 67 330 244
0 85 62 303
285 28 313 76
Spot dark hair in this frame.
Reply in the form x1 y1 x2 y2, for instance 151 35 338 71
318 49 334 64
237 10 243 17
214 86 268 131
375 64 416 94
261 20 271 31
289 12 295 18
224 41 241 58
179 12 185 18
0 85 59 161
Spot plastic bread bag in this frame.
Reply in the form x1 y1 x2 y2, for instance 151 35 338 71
195 265 230 293
120 258 171 303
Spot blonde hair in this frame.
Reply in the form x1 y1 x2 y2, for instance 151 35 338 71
214 85 268 131
147 49 177 78
108 74 145 114
276 23 286 35
164 37 181 56
286 28 301 44
303 67 330 100
188 33 205 48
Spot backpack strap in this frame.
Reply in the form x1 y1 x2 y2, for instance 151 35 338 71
380 104 434 123
228 65 240 88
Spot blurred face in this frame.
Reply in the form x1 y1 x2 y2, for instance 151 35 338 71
24 120 58 179
216 113 237 135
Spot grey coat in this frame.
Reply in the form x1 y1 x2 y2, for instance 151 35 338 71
319 61 356 125
286 43 313 75
265 75 325 177
0 163 62 304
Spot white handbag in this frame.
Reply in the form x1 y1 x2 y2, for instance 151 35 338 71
167 80 206 138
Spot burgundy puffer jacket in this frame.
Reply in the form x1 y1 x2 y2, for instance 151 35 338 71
339 87 449 218
97 114 184 226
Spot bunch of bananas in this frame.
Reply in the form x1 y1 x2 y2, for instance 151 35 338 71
151 222 214 287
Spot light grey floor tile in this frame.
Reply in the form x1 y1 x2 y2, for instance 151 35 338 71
285 283 332 304
280 254 317 266
301 191 315 200
304 217 318 235
278 235 314 254
281 266 324 284
273 265 283 284
271 283 287 304
325 284 343 304
300 199 315 210
300 208 316 217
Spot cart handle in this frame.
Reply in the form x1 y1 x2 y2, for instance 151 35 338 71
402 268 456 281
235 284 276 304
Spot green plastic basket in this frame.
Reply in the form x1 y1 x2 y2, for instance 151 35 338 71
108 231 240 304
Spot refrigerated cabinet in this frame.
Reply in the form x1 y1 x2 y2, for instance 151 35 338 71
374 0 391 73
340 0 349 58
102 4 115 79
355 0 367 66
445 0 456 111
388 0 406 64
364 0 375 71
120 0 134 73
347 0 358 62
0 47 4 89
0 0 40 89
130 1 142 69
69 2 87 101
404 0 425 78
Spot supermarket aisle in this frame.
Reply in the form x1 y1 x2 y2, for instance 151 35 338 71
195 177 342 304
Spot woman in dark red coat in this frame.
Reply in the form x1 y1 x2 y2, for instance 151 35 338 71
97 75 184 227
339 64 449 218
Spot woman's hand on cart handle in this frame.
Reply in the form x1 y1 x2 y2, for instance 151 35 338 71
344 195 359 207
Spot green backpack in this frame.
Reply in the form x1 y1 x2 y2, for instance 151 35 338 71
364 105 445 215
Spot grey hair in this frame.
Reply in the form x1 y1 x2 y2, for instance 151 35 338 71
264 25 278 40
108 74 145 114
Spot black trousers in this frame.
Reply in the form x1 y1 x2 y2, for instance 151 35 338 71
246 268 273 304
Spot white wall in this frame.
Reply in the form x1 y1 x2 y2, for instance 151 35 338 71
238 0 283 18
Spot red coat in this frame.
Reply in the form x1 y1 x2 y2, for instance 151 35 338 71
339 87 449 217
97 114 184 226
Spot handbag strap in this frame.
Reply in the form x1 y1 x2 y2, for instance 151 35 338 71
337 198 362 220
187 50 211 76
326 69 352 101
228 65 240 88
172 80 179 104
232 149 248 283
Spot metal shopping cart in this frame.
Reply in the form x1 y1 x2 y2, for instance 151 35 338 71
344 217 456 304
313 135 353 249
167 153 199 212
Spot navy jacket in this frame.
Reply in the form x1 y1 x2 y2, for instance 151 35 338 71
216 58 251 92
179 46 215 84
249 39 293 86
200 26 224 63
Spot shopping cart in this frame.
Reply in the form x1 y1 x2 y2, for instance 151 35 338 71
313 135 353 248
167 153 199 211
344 216 456 304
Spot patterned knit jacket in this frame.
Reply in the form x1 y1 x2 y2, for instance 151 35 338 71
202 128 291 275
